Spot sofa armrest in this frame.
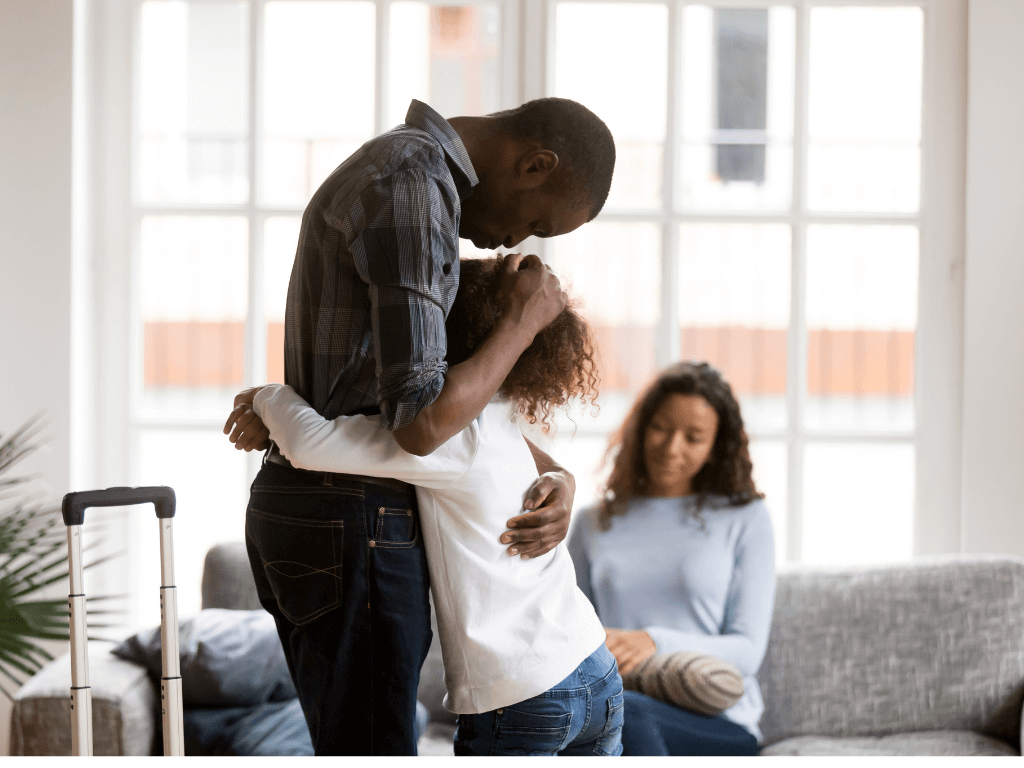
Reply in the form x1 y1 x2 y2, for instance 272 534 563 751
11 642 158 756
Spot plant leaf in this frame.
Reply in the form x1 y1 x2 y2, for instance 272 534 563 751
0 417 125 701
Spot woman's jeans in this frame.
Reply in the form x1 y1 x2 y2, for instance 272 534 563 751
453 644 625 756
244 459 432 755
620 690 760 756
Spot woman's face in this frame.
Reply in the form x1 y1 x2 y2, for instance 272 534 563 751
641 393 719 497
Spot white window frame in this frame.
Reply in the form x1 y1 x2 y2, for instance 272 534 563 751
533 0 966 563
84 0 965 613
123 0 520 447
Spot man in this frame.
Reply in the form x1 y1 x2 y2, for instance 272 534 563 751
225 98 615 755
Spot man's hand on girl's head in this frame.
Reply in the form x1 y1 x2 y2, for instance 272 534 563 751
495 252 567 339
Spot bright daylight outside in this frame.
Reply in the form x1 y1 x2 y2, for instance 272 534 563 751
132 0 923 626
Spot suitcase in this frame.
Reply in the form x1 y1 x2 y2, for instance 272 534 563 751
61 486 184 756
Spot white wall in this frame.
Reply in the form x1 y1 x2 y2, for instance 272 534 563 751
0 0 76 755
962 0 1024 561
961 0 1024 557
961 0 1024 560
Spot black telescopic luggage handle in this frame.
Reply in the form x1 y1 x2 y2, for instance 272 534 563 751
62 485 176 526
62 485 184 756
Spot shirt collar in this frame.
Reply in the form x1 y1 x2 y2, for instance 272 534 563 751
404 100 479 199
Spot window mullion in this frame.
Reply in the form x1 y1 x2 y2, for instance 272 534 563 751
245 0 265 482
376 0 390 136
658 0 681 370
502 0 520 109
535 0 553 100
786 0 811 564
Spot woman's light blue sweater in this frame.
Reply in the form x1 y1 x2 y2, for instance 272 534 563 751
567 494 776 741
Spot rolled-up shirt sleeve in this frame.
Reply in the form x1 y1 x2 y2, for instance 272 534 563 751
348 168 460 431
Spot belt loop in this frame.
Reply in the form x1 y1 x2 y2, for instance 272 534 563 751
323 473 332 487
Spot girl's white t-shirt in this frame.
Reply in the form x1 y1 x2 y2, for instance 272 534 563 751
254 384 606 714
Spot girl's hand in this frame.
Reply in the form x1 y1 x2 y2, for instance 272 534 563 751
224 386 271 451
605 628 657 676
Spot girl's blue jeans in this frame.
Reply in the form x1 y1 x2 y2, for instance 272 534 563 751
453 644 625 756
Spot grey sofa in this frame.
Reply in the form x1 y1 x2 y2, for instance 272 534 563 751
10 546 1024 756
756 555 1023 755
10 544 264 756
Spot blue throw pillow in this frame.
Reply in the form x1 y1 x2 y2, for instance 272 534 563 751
112 608 296 707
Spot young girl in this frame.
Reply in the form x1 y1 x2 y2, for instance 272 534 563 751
240 256 623 756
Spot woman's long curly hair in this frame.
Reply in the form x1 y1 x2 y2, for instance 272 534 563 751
599 361 762 529
446 255 599 432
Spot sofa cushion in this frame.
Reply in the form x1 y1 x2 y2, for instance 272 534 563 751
112 608 295 707
184 699 313 756
760 730 1018 756
758 556 1024 745
201 542 262 611
11 641 158 756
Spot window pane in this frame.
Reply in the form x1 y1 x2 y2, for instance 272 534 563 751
808 7 923 212
548 221 662 431
262 1 376 205
388 4 501 128
679 5 794 211
805 225 917 433
749 439 787 565
555 3 668 210
264 216 301 383
678 223 790 432
135 429 249 627
140 216 248 418
138 1 248 204
802 443 914 565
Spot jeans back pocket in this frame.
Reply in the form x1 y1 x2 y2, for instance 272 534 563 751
493 702 574 755
374 506 418 548
248 508 344 626
595 690 625 756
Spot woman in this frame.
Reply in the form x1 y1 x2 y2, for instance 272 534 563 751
567 361 776 756
227 255 623 756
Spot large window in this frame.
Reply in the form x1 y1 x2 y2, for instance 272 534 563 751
107 0 945 624
126 0 509 624
544 2 924 568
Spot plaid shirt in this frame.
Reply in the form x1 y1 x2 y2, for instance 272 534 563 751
283 101 478 430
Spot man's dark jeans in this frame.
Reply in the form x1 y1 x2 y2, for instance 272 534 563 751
244 460 432 755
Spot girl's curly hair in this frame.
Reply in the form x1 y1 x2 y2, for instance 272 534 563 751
599 361 762 530
446 255 599 432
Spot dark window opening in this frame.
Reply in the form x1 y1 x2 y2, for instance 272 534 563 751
715 9 769 184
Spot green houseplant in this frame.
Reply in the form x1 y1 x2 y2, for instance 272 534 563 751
0 419 117 700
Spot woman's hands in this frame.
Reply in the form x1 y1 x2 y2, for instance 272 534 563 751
605 628 657 676
224 386 271 451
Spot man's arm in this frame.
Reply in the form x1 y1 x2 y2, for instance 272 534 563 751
225 254 565 459
497 438 575 559
392 253 566 456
